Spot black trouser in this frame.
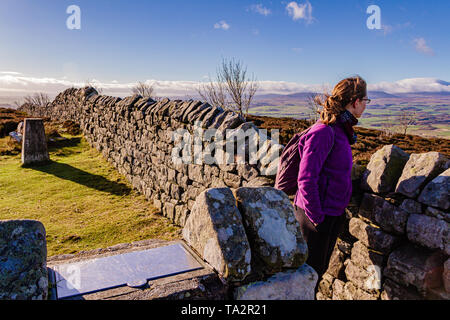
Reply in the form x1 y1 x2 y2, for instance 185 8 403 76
294 206 346 279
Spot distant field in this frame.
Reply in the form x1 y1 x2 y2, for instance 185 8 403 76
249 103 450 140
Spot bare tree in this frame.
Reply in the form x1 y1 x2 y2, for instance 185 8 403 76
380 112 396 138
23 93 50 106
13 100 23 109
306 93 321 124
197 58 259 119
396 110 417 136
132 81 155 98
197 75 228 109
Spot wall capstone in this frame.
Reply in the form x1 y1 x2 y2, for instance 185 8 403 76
0 220 48 300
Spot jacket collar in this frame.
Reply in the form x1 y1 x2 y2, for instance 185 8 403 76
337 110 358 145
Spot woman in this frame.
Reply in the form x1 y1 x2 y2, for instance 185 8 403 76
294 76 369 279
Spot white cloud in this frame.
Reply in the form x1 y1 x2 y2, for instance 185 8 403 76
249 4 271 16
0 71 22 75
381 24 393 35
413 37 435 56
0 73 449 100
214 20 230 31
380 22 411 36
286 1 314 24
368 78 449 94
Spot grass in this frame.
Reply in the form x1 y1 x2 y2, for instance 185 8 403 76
0 134 181 257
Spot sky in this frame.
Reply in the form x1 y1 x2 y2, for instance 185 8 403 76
1 0 449 98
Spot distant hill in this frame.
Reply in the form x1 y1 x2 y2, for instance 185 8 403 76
367 91 400 99
251 90 450 107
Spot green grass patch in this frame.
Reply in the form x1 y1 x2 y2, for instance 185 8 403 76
0 134 181 257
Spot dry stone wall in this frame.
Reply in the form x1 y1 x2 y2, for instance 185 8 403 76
19 87 280 227
317 146 450 300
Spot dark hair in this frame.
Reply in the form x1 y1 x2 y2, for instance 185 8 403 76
315 76 367 125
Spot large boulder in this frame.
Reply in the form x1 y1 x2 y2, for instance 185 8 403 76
182 188 251 282
361 145 410 194
406 214 449 253
344 260 382 294
348 218 400 254
395 152 449 198
234 264 318 300
381 279 423 300
358 193 409 234
384 244 446 296
233 187 308 275
0 220 48 300
418 168 450 211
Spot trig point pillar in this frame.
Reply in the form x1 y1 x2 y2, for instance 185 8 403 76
21 118 50 165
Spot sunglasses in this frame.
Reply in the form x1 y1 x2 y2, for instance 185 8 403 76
361 98 371 104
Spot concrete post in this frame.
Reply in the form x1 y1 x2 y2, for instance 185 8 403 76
21 118 50 165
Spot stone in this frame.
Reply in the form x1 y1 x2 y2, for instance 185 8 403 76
21 118 50 165
325 247 346 279
384 244 445 295
234 264 318 300
348 218 399 254
361 145 410 194
0 220 48 300
243 176 274 188
233 187 308 275
237 163 259 182
317 273 334 298
316 292 330 300
188 164 204 184
444 258 450 293
222 172 242 189
336 238 353 256
332 279 346 300
406 214 449 251
381 279 423 300
418 168 450 211
351 163 366 181
395 152 449 198
358 193 386 222
182 188 251 282
344 260 382 293
258 144 283 177
426 287 450 300
350 241 385 270
425 207 450 223
399 199 422 215
201 107 224 128
210 177 228 188
217 112 244 132
373 201 409 236
343 281 379 300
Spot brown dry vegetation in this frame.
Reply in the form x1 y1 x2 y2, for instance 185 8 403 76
247 114 450 165
0 108 27 137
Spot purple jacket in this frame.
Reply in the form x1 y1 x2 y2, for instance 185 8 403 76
294 120 353 225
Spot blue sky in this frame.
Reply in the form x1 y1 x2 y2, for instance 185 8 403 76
1 0 449 97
